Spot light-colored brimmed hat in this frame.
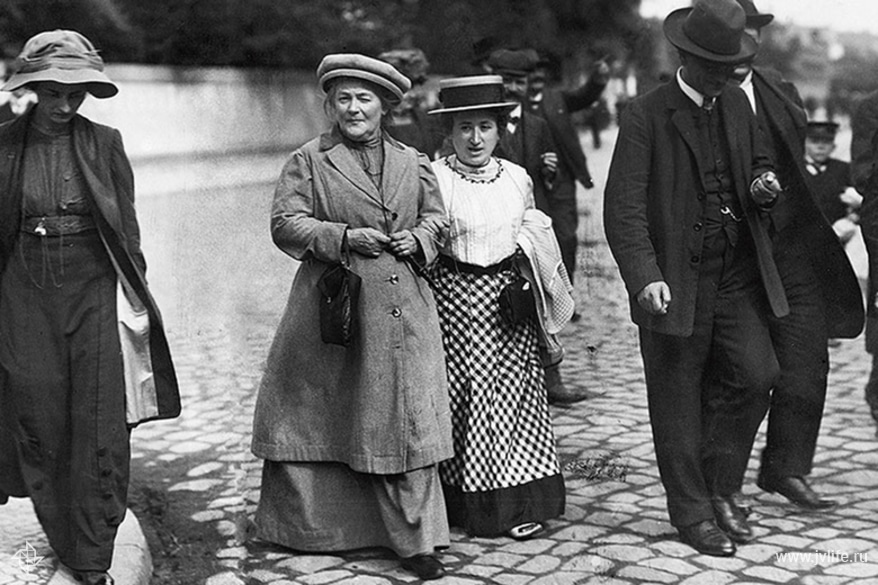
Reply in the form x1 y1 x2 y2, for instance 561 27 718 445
428 75 517 116
2 30 118 98
664 0 757 64
317 53 411 105
736 0 774 29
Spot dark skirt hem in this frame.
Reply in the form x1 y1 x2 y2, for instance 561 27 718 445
443 473 565 537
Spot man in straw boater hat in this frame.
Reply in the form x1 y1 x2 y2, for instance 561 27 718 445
725 0 863 514
0 30 181 585
604 0 788 556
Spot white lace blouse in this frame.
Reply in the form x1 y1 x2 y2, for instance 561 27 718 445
431 155 535 267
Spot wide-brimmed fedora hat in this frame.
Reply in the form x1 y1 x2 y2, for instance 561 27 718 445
428 75 518 116
664 0 757 63
2 30 118 98
317 53 411 105
736 0 774 29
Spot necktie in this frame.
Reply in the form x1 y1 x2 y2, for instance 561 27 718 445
702 97 715 114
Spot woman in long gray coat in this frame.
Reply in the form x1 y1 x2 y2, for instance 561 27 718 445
251 54 452 581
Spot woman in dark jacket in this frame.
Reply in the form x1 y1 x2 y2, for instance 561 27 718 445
251 54 451 580
0 30 180 585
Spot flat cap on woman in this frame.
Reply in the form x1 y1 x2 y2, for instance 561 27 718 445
2 29 118 98
317 53 411 104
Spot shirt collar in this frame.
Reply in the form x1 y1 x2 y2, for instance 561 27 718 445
676 67 709 108
509 104 522 119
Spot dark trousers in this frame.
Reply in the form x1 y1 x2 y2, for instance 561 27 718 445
639 229 778 528
758 230 829 481
0 232 129 572
542 176 578 283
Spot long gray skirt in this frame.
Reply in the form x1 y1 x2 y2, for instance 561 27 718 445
255 460 450 558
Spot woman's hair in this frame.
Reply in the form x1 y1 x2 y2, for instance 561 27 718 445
442 109 509 139
323 77 397 129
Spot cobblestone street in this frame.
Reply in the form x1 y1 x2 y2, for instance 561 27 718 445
3 128 878 584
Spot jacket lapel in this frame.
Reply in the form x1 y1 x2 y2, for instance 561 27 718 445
322 131 382 205
667 85 706 184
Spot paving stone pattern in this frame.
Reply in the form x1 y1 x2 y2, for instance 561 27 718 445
2 128 878 584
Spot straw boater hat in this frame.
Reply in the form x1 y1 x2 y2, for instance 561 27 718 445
2 30 118 98
663 0 757 63
316 53 411 106
428 75 518 116
736 0 774 29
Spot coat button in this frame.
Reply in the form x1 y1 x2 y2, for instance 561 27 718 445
388 274 399 284
694 223 703 231
32 481 43 490
697 192 706 201
101 469 112 477
391 308 402 318
97 447 108 457
690 255 700 264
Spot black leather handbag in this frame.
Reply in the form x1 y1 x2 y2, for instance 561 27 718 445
317 244 362 347
498 260 536 326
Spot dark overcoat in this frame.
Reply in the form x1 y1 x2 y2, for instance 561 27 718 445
851 90 878 352
0 112 180 424
752 67 863 339
250 130 453 475
496 111 557 213
604 81 788 337
534 78 605 189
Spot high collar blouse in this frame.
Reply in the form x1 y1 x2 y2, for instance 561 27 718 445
431 154 534 267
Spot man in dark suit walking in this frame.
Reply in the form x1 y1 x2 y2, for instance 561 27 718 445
487 48 591 405
528 52 609 320
726 0 864 511
605 0 787 556
851 90 878 427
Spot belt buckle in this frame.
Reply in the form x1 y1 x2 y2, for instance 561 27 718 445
34 218 47 236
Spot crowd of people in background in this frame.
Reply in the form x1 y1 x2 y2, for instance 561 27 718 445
2 0 878 582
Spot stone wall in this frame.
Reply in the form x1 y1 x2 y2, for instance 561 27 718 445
78 64 327 161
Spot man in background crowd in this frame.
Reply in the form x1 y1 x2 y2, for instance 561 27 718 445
487 48 590 405
527 51 610 323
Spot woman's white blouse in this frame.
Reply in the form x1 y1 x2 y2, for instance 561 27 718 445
431 155 535 267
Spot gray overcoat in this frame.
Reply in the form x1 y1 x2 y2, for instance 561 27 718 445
251 129 452 475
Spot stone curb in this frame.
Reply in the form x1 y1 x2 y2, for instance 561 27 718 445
0 500 152 585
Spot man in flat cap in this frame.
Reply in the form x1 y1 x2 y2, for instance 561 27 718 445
486 48 590 405
727 0 863 512
605 0 787 556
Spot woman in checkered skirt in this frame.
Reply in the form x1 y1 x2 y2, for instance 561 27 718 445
427 75 574 540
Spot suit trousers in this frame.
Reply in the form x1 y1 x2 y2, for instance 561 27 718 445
542 175 578 283
639 228 778 528
758 227 829 481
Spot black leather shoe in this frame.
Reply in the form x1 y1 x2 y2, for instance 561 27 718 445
712 496 754 543
545 365 594 405
757 475 837 510
401 554 445 580
678 519 736 556
729 490 752 518
73 572 114 585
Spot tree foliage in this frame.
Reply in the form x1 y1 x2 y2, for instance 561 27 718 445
2 0 647 76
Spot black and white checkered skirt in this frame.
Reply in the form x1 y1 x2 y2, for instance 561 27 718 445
429 259 560 493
